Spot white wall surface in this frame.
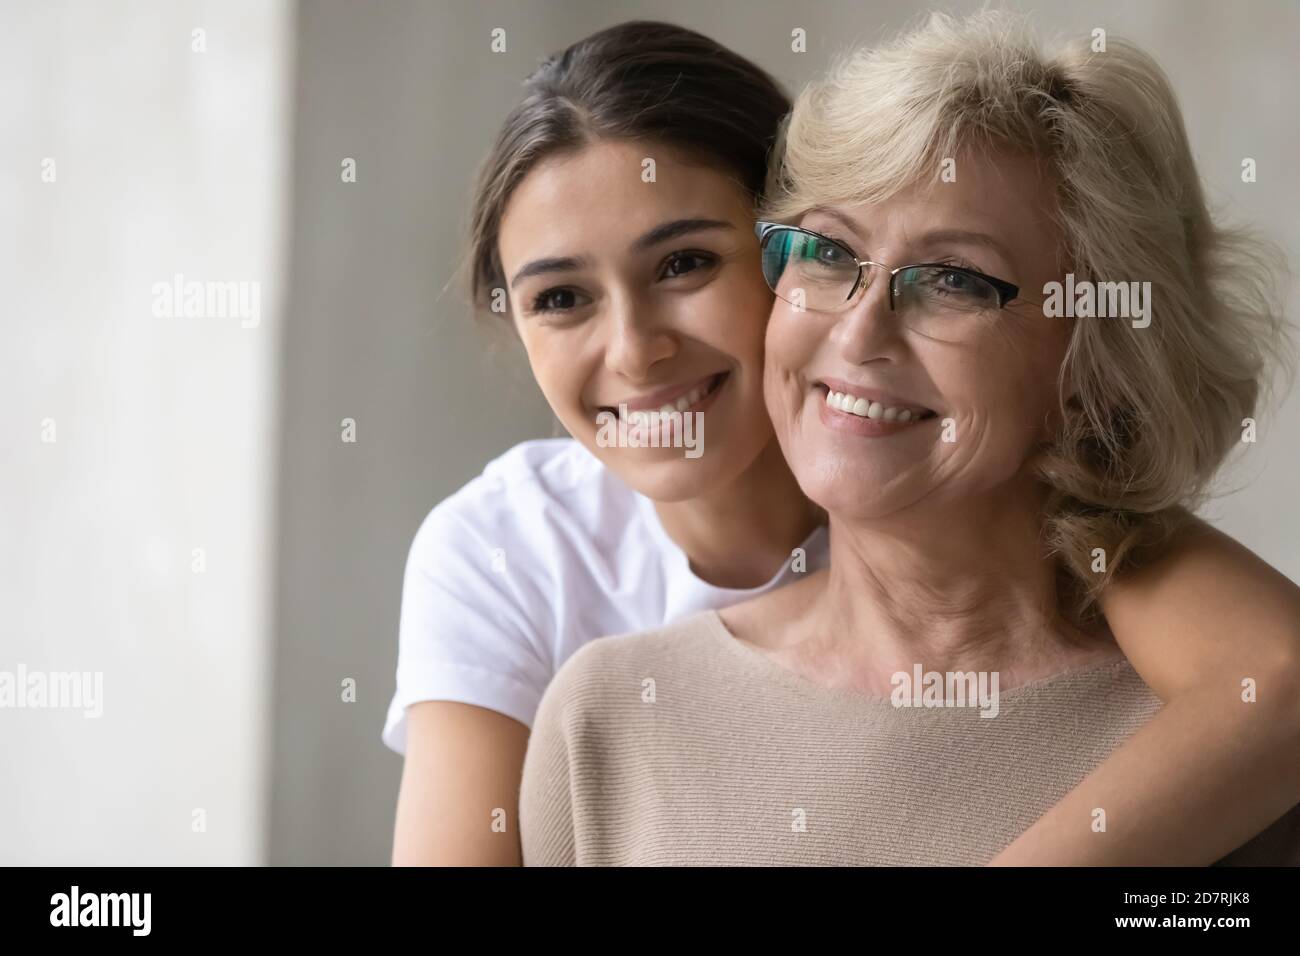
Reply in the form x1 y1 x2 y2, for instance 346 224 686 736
0 0 291 864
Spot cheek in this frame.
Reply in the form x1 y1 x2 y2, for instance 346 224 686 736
762 300 819 375
761 310 808 417
939 344 1060 474
706 270 773 358
517 328 588 415
989 332 1066 435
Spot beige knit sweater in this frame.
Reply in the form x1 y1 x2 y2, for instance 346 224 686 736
519 610 1300 866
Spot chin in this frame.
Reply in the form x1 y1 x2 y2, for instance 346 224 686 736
790 451 918 522
604 450 733 503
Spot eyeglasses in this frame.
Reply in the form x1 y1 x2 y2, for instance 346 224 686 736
754 221 1030 341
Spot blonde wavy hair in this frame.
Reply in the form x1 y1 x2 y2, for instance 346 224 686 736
762 11 1291 623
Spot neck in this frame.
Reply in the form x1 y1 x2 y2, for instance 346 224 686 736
654 437 822 589
812 477 1100 677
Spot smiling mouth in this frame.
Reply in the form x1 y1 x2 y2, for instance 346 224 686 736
815 383 937 424
600 371 729 422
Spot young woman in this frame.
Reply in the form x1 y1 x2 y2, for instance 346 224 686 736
388 20 1300 866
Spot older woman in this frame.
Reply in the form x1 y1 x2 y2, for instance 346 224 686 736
518 13 1300 865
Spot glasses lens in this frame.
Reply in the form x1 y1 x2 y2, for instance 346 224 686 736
760 228 859 311
895 265 1000 315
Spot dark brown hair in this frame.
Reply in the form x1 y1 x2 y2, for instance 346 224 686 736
466 20 791 316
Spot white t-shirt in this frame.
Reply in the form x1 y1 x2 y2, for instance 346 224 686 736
382 438 829 753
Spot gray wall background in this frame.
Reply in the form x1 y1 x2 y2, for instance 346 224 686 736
272 0 1300 865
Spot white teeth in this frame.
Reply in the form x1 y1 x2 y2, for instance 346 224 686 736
617 378 717 424
675 384 705 411
824 389 927 424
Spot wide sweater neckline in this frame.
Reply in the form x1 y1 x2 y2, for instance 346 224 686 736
697 609 1139 717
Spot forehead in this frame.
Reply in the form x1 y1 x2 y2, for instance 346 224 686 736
498 140 750 266
805 150 1059 268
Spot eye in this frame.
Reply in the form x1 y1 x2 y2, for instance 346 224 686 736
795 234 855 271
917 260 987 295
815 241 852 266
935 269 975 292
900 262 1000 311
530 287 589 314
658 251 717 280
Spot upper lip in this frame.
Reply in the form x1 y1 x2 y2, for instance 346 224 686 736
815 376 933 412
598 372 723 412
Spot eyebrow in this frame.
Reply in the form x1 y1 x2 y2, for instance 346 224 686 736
508 218 734 289
509 255 590 289
803 208 1014 267
914 229 1014 265
803 206 865 242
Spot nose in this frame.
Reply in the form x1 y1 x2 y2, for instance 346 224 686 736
603 291 676 379
829 267 902 365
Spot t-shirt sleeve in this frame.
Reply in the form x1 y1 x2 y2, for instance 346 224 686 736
381 498 556 754
518 655 580 866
